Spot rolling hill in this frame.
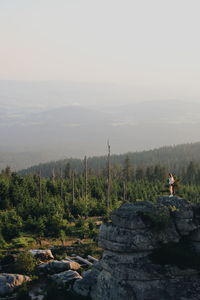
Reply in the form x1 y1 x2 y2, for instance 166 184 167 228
19 141 200 177
1 81 200 164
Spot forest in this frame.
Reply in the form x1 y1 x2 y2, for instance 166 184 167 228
1 153 200 299
1 156 200 245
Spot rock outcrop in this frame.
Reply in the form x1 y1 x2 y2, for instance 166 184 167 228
37 260 80 274
74 196 200 300
0 273 31 296
29 249 54 260
51 270 82 286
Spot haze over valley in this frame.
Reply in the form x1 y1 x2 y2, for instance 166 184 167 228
0 81 200 169
1 81 200 171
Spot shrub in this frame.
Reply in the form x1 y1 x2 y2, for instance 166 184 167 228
65 225 73 235
139 207 171 231
88 220 95 231
76 221 90 238
88 228 99 240
15 251 37 275
0 234 9 249
59 229 66 245
0 209 22 240
75 218 85 228
45 213 65 237
11 237 35 248
71 198 89 217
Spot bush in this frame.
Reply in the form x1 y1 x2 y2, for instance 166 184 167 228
88 220 95 231
11 237 35 248
65 225 73 235
45 213 65 237
88 228 99 240
15 251 37 275
139 206 171 231
59 229 66 245
81 243 95 256
75 221 90 239
71 198 89 217
75 218 85 228
0 234 9 249
0 209 22 240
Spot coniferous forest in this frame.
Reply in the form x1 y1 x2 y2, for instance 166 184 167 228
1 146 200 299
1 152 200 245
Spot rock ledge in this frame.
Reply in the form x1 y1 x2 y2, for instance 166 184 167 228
74 196 200 300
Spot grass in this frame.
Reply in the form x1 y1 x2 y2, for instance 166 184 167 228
0 217 102 300
0 217 103 272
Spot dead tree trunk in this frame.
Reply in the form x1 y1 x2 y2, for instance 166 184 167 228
60 168 63 201
72 170 75 204
51 168 55 184
84 156 88 201
123 181 126 202
38 169 42 202
81 175 84 198
107 140 111 210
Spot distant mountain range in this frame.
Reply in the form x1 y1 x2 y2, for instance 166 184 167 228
20 142 200 177
0 151 65 172
1 80 200 171
1 99 200 158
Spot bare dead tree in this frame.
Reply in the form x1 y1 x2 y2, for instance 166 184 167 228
123 181 126 202
84 156 88 201
51 168 55 184
72 170 75 204
107 140 111 210
60 168 63 200
81 175 84 199
38 169 42 202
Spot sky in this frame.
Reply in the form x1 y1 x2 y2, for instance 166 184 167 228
0 0 200 104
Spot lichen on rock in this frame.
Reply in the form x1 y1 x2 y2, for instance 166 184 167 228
0 273 31 296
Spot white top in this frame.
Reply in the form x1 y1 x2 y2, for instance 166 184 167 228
169 177 175 185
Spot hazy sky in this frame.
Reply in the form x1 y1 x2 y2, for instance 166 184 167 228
0 0 200 100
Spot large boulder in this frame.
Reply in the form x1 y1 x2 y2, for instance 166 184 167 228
74 196 200 300
29 249 54 260
51 270 82 286
37 260 80 274
0 273 31 296
73 262 102 297
158 196 197 235
99 199 180 252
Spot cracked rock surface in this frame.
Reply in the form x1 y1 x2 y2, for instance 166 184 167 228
74 196 200 300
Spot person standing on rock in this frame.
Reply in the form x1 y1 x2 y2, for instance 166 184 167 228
168 173 175 197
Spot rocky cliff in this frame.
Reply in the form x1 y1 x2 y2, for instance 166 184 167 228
74 196 200 300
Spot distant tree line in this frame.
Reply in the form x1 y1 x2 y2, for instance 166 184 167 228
19 142 200 177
